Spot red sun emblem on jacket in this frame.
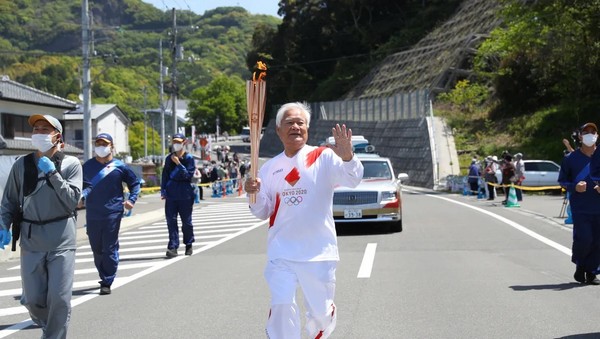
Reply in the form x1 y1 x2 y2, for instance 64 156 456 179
285 167 300 186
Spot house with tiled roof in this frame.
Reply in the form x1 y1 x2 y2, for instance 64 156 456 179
0 75 81 156
64 104 131 156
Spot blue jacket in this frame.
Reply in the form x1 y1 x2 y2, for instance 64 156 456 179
83 158 141 219
589 147 600 183
161 152 195 200
558 149 600 214
468 163 480 183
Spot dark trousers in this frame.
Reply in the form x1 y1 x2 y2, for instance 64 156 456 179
469 182 479 194
87 216 122 286
165 198 195 250
571 213 600 272
515 187 523 201
487 183 495 199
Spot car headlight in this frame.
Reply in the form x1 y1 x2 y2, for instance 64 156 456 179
381 191 397 201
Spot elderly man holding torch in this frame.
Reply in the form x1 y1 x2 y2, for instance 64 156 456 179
244 102 363 339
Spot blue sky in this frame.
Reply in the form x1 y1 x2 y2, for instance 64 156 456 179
141 0 281 17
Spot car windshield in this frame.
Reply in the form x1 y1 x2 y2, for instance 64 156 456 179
363 161 392 179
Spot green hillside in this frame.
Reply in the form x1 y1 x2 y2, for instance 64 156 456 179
3 0 599 164
0 0 279 122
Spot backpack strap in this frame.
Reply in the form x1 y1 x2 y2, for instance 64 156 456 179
22 153 38 197
12 152 36 251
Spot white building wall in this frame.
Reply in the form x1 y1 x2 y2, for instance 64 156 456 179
0 101 68 132
96 113 129 155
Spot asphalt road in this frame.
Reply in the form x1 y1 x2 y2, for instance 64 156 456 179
0 140 598 338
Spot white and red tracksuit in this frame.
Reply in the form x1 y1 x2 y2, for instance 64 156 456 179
250 145 363 339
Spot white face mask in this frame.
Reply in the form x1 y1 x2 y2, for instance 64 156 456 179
582 133 598 147
95 145 112 158
31 133 57 153
172 143 183 152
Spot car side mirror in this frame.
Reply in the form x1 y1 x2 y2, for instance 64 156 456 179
397 173 409 181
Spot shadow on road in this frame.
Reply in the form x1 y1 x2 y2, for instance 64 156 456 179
509 282 584 291
555 333 600 339
335 222 397 236
119 256 166 262
72 287 100 296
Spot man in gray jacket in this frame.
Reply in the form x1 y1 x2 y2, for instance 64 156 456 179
0 114 82 339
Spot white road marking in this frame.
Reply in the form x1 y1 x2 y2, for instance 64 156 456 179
0 218 269 336
357 243 378 278
424 193 571 256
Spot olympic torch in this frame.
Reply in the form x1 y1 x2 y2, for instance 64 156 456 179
246 61 267 203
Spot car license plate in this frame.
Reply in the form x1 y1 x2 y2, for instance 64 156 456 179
344 209 362 219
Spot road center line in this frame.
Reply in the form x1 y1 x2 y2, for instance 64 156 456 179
424 193 571 256
357 243 378 278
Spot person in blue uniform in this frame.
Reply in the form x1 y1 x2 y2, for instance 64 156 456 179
558 122 600 285
161 133 196 258
81 133 141 295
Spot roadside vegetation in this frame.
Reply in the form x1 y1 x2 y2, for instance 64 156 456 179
435 0 600 174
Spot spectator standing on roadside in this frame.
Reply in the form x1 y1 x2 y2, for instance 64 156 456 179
514 153 525 201
500 153 516 204
81 133 141 295
228 162 239 188
239 160 247 179
560 122 600 285
483 156 499 200
467 159 480 195
0 115 82 338
244 102 363 339
161 133 196 258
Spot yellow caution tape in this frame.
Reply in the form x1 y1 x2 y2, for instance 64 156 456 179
139 178 242 193
487 183 562 191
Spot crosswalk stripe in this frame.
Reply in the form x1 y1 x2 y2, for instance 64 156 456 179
139 222 258 231
117 233 228 241
0 202 266 326
123 226 249 236
0 262 159 285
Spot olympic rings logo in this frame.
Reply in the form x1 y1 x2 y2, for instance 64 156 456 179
284 196 303 206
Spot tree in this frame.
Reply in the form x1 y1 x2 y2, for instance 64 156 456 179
475 0 600 116
187 75 246 135
128 121 161 160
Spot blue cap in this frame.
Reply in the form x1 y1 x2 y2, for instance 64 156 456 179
95 133 113 143
172 133 185 142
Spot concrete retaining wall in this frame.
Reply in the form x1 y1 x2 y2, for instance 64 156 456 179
259 118 434 188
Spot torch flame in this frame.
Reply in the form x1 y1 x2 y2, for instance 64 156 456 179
252 61 267 82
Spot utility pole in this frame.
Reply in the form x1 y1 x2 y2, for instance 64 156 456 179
171 8 178 135
143 86 147 160
82 0 92 160
159 39 166 160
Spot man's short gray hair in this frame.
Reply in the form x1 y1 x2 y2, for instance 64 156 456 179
275 102 311 128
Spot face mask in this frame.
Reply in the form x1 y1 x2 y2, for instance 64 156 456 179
582 133 598 147
31 134 57 153
172 143 183 152
95 145 112 158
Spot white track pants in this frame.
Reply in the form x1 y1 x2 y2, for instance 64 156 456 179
264 259 337 339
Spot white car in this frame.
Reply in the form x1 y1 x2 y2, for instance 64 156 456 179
332 154 408 232
323 135 376 153
495 160 560 187
241 127 250 142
